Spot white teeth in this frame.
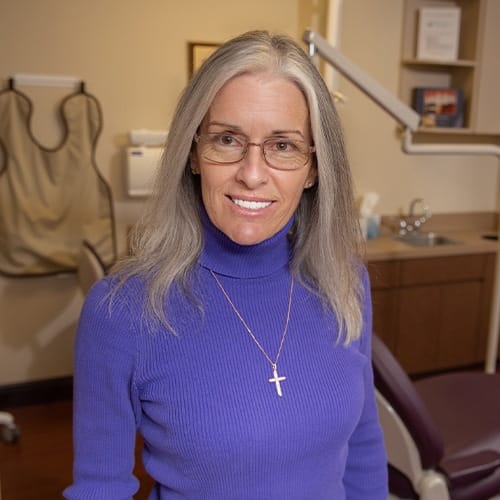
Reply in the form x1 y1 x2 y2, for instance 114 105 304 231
232 198 272 210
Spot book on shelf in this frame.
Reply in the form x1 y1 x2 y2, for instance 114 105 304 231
412 87 465 128
417 6 461 61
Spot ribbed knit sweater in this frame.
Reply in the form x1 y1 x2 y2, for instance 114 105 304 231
64 214 388 499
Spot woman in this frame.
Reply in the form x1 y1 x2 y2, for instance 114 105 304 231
65 31 388 499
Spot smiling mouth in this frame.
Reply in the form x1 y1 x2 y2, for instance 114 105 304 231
230 197 273 210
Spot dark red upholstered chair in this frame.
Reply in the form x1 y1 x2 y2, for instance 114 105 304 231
372 334 500 500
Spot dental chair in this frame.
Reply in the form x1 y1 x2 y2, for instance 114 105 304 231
0 411 19 443
372 334 500 500
77 240 107 295
1 241 105 446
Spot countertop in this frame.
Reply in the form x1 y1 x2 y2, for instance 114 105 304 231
365 229 498 262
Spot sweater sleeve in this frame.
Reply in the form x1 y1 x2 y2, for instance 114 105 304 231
63 279 141 500
343 267 388 498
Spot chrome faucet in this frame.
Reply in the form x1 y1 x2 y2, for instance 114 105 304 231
398 198 431 235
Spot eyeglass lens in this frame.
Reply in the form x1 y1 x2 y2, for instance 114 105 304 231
196 133 313 170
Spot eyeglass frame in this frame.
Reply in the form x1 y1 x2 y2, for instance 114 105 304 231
193 133 316 171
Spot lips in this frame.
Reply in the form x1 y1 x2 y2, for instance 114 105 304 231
230 197 273 210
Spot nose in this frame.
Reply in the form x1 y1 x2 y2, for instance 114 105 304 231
235 143 269 188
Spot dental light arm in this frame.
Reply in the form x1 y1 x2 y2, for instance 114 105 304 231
303 29 420 131
302 30 500 157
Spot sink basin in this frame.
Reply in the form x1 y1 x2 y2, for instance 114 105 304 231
396 232 460 247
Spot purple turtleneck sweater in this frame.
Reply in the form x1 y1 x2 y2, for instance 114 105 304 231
64 214 388 499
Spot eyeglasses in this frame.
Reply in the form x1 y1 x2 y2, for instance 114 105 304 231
194 133 315 171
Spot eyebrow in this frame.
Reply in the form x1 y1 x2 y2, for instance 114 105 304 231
206 121 242 131
207 121 306 139
272 129 305 139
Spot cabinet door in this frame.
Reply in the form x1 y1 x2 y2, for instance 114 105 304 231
438 281 483 369
397 278 485 374
396 285 441 374
368 261 399 351
371 289 398 352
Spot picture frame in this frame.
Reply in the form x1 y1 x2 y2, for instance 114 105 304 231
188 42 221 78
416 6 461 61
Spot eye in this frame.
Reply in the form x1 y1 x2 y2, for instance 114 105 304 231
277 141 293 151
268 139 300 153
219 135 235 145
211 133 244 147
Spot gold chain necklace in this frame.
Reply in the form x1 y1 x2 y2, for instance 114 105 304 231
210 270 294 397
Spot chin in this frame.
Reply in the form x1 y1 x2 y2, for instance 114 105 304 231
226 226 269 246
229 233 266 246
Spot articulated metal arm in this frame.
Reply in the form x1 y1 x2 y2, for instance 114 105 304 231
303 30 500 158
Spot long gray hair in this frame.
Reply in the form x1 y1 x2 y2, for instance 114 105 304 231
115 30 364 343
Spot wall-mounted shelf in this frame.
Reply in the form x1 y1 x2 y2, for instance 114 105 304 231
400 0 500 138
409 128 500 146
402 59 476 68
416 127 473 135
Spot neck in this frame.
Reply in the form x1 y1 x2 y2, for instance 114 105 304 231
198 207 293 278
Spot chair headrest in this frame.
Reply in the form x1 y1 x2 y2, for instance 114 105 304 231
77 241 107 294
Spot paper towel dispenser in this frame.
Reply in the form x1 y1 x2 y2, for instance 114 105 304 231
129 129 167 147
126 146 163 197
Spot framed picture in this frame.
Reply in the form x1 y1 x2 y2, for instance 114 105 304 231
416 6 461 61
188 42 221 77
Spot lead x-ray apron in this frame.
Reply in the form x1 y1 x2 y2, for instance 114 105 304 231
0 85 116 276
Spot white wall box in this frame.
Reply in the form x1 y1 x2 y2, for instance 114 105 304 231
125 147 163 198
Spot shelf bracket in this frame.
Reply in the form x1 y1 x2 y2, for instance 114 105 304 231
402 128 500 157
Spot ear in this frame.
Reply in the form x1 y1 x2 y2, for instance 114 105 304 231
304 167 317 189
190 150 200 175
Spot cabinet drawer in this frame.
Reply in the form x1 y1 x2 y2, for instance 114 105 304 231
400 254 488 286
368 260 399 289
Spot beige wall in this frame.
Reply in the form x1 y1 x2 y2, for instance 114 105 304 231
0 0 300 385
0 0 498 385
337 0 498 215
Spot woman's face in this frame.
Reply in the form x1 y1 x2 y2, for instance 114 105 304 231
193 72 316 246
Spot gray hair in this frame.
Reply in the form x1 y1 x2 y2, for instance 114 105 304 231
115 30 363 343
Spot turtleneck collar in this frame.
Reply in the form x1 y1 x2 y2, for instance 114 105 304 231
198 206 293 279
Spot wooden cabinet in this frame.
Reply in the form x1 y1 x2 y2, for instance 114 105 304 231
368 253 496 375
400 0 500 138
